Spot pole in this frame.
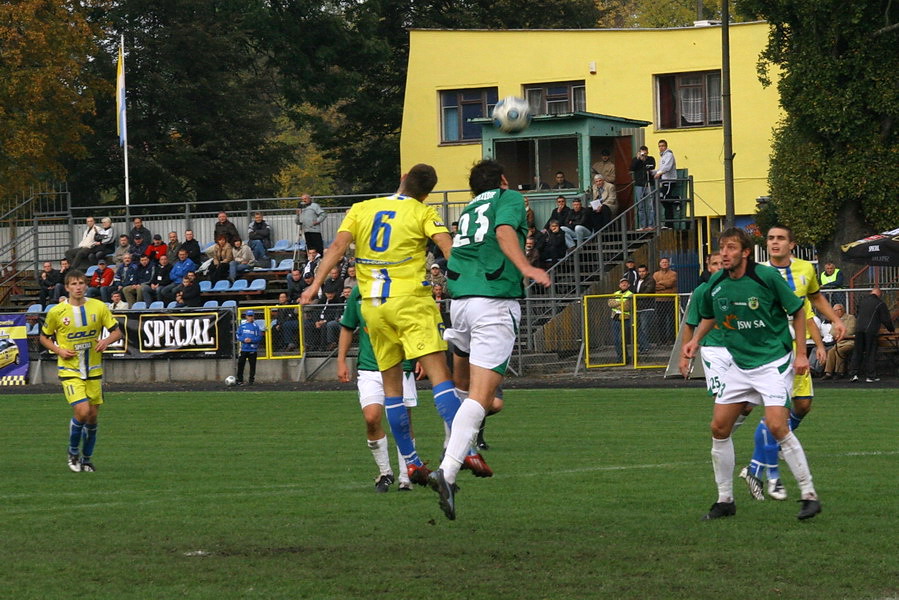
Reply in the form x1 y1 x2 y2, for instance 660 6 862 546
118 34 131 219
721 4 735 228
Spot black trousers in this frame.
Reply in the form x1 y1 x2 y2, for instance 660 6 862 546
304 232 324 255
848 332 879 379
237 351 257 383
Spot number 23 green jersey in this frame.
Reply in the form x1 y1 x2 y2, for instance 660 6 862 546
446 188 528 299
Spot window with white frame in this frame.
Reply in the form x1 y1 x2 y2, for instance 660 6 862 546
523 81 586 116
440 88 498 143
656 71 722 129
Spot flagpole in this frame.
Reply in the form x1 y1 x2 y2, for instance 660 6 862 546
117 34 131 219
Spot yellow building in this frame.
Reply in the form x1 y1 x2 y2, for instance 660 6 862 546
401 22 779 222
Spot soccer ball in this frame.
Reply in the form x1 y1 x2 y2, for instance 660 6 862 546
224 375 237 387
492 96 532 133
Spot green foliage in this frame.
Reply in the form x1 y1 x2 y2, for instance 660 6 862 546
742 0 899 245
0 0 110 201
3 388 897 598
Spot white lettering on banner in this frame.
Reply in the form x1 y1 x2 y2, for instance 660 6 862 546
141 316 216 350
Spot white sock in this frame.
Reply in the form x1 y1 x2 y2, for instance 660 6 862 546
730 413 747 435
440 399 485 484
711 437 735 503
778 432 817 499
368 437 391 477
396 444 409 484
443 422 451 449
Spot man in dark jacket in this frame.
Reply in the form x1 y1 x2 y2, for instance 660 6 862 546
247 212 273 263
848 287 895 382
214 211 241 245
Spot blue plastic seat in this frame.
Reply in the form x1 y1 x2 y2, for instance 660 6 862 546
248 278 267 292
85 265 98 276
166 301 179 308
203 300 219 308
221 300 237 308
148 301 165 310
130 301 147 310
211 280 230 292
276 258 294 270
270 239 291 252
230 279 249 292
199 280 212 292
26 303 43 313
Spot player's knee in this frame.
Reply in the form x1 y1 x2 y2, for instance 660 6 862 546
709 420 731 438
765 420 789 439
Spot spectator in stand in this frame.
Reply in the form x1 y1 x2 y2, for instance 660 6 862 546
544 196 572 237
177 271 203 307
561 198 592 248
129 217 152 244
142 252 172 305
286 269 306 303
304 288 344 351
300 271 318 300
819 262 845 306
173 290 186 308
108 290 129 310
123 254 155 305
432 283 451 326
550 171 576 190
166 231 180 263
591 148 616 186
652 139 678 228
65 216 100 271
343 265 358 290
608 277 633 362
296 193 326 254
633 263 657 350
525 236 541 269
85 259 115 302
128 232 148 263
161 249 197 304
622 258 638 288
848 287 895 383
90 217 115 265
542 220 568 267
652 257 678 344
58 258 70 286
230 238 255 282
302 247 322 278
213 211 241 245
209 235 234 284
144 234 168 264
428 263 447 290
631 145 656 231
38 261 63 307
524 196 536 229
321 266 344 296
112 235 131 268
179 229 203 265
112 254 136 302
272 292 299 351
588 172 617 231
822 304 855 380
247 212 272 264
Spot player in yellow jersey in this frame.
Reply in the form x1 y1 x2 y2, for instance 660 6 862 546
40 270 121 472
739 225 845 501
301 164 491 485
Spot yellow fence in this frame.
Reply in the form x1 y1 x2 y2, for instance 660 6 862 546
237 305 304 360
583 293 680 369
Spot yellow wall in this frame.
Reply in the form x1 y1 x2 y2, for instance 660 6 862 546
402 23 780 217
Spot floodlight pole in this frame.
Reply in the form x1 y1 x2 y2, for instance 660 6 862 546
721 4 735 228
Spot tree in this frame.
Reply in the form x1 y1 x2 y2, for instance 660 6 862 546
0 0 109 203
740 0 899 259
67 0 288 207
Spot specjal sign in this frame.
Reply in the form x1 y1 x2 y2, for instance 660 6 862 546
103 310 234 359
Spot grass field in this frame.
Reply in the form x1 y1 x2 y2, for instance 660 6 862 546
2 387 897 600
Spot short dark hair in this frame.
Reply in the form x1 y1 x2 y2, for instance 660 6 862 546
639 145 648 152
767 224 795 242
469 159 504 195
719 227 754 252
65 270 86 285
638 264 649 270
401 163 438 199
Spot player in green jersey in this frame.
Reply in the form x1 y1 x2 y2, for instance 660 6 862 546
39 270 122 472
683 228 821 521
428 159 551 520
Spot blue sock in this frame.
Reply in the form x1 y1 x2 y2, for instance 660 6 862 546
384 397 421 467
432 380 460 428
68 418 84 455
748 420 775 479
82 423 98 459
789 410 803 431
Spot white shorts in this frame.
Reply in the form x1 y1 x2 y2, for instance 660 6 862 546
357 370 418 409
715 352 794 407
700 345 732 398
444 297 521 374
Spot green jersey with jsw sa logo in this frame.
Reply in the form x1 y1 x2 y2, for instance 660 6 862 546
698 262 804 369
42 298 118 379
446 188 528 299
